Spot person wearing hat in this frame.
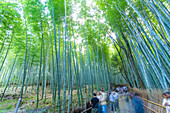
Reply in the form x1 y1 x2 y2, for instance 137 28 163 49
91 93 99 113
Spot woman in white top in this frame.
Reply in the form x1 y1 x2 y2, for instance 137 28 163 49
97 92 102 113
100 90 107 113
162 92 170 113
97 92 101 100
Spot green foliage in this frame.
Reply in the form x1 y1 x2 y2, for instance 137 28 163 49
6 104 13 109
111 52 121 68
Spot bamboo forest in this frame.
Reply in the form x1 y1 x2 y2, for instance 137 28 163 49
0 0 169 113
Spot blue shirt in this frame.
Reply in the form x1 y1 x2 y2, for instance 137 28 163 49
109 94 115 102
113 93 119 100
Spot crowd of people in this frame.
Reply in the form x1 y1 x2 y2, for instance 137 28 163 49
90 90 109 113
90 86 145 113
90 86 170 113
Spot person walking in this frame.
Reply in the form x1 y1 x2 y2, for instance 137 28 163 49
109 91 115 112
90 93 99 113
167 92 170 113
97 92 102 113
131 93 144 113
100 90 107 113
162 92 170 113
113 90 120 113
162 92 170 106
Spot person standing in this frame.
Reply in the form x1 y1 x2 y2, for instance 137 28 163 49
100 90 107 113
109 91 115 112
90 93 99 113
131 93 144 113
162 92 170 113
97 92 102 113
167 92 170 113
113 90 120 113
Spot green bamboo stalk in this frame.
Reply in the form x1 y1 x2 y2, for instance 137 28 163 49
63 0 67 111
1 65 11 88
0 37 6 54
31 65 38 93
0 67 5 82
12 63 21 91
41 31 46 100
72 26 83 107
24 56 34 94
49 24 55 103
0 38 12 72
83 27 93 95
7 58 18 91
44 35 49 101
50 1 60 110
0 46 19 100
15 65 23 92
36 11 44 108
15 19 28 113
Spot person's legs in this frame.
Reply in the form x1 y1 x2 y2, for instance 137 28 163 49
114 99 119 112
111 102 114 111
108 101 110 108
114 100 117 111
117 99 120 112
102 105 107 113
98 104 102 113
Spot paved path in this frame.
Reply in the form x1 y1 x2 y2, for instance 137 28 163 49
107 96 134 113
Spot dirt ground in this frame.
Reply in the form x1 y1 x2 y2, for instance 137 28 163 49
0 86 93 113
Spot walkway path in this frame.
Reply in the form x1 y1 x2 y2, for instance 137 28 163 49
107 96 134 113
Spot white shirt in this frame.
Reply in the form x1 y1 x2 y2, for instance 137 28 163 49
162 98 170 106
97 95 101 100
100 92 107 105
162 98 170 113
113 92 119 100
109 94 115 102
167 106 170 113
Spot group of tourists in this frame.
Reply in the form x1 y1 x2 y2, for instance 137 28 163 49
90 90 108 113
90 87 125 113
90 86 145 113
162 92 170 113
109 90 120 113
90 87 170 113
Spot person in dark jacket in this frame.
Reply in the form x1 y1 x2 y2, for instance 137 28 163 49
131 93 145 113
91 93 99 113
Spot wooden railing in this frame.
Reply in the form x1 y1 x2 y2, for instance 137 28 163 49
81 107 92 113
141 97 166 113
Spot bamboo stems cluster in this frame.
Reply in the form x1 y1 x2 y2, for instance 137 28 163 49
0 0 169 112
